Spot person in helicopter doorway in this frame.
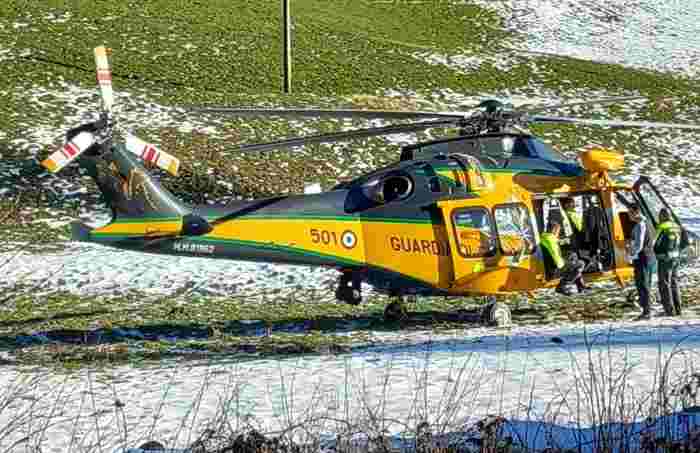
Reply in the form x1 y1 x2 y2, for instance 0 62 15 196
562 198 583 239
654 208 683 316
562 197 602 274
627 204 656 320
540 219 588 296
562 197 586 257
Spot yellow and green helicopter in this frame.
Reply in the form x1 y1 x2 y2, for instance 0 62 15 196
42 47 700 324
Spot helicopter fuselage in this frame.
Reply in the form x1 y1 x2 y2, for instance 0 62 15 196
71 132 700 302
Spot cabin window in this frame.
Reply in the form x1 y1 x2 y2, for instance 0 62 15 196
493 203 536 255
452 207 497 258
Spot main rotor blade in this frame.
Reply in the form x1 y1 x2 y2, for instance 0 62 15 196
521 96 648 114
231 119 458 153
193 107 466 121
529 115 700 130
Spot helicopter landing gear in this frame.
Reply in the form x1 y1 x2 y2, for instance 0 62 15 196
384 297 408 322
336 271 362 305
480 296 512 327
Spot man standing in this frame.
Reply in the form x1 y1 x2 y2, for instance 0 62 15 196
628 204 654 319
654 208 683 316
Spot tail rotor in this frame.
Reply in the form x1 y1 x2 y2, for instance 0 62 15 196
41 46 181 177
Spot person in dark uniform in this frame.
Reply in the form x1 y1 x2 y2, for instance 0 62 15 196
654 208 683 316
540 220 586 296
627 204 654 319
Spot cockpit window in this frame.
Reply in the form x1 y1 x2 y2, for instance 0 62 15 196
452 207 497 258
478 137 508 160
522 137 574 164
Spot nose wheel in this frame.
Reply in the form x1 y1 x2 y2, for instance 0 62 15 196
384 295 417 322
480 297 511 327
382 295 511 327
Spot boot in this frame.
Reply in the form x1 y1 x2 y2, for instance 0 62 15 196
674 302 683 316
555 285 574 296
575 279 591 293
636 310 651 321
660 298 675 317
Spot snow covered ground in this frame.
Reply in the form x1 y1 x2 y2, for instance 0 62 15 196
471 0 700 78
2 320 700 452
0 242 339 300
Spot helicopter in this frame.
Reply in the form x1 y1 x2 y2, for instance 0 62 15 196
41 46 700 324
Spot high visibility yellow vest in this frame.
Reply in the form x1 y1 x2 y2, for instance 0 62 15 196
541 232 564 269
565 209 582 233
655 220 681 260
656 221 680 240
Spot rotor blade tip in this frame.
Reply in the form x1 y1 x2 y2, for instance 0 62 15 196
41 158 58 173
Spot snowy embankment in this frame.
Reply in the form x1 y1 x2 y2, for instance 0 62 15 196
470 0 700 78
1 321 700 452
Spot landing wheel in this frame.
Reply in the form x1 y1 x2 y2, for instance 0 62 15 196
336 271 362 305
384 299 407 322
336 285 362 305
480 298 511 327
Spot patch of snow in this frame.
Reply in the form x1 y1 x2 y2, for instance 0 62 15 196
1 322 700 451
471 0 700 78
0 242 339 300
412 51 483 72
12 81 238 156
44 10 71 23
411 50 519 73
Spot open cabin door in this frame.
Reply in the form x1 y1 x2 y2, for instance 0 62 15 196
610 177 690 283
633 177 685 234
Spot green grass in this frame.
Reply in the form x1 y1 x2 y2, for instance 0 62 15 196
1 284 699 367
2 0 700 204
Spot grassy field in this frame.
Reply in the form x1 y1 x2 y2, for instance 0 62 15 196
2 1 700 367
2 1 699 202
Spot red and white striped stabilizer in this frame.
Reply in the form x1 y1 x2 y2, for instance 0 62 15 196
41 131 96 173
125 133 180 177
94 46 114 114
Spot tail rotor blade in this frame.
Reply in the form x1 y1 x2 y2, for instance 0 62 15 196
94 46 114 115
124 133 181 177
41 131 96 173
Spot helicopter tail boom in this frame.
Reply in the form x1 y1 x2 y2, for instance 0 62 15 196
72 143 202 245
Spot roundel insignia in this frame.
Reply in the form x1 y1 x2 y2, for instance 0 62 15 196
341 230 357 249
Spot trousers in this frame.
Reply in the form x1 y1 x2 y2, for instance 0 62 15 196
633 254 653 313
558 253 585 288
657 259 682 315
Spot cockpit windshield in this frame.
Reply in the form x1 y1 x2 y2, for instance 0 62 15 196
404 134 576 166
523 137 574 164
